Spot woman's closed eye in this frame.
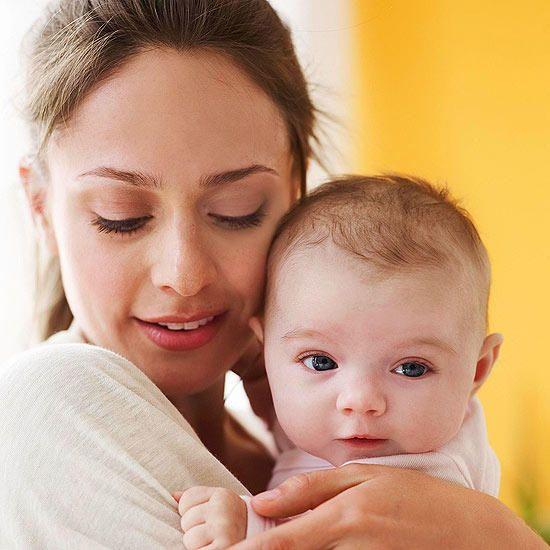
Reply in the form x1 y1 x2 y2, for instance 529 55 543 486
91 205 268 236
91 215 152 236
208 204 267 229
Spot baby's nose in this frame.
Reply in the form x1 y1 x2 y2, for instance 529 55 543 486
336 385 387 416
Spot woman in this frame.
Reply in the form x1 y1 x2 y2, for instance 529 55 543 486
0 0 544 547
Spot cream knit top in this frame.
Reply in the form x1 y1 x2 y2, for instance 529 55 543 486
0 325 246 549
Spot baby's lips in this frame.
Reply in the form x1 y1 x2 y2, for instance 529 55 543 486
172 491 183 502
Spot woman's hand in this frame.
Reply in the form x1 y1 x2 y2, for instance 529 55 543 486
230 464 546 550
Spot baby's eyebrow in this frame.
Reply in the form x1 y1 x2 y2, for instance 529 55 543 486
282 330 457 356
282 328 326 341
403 336 458 356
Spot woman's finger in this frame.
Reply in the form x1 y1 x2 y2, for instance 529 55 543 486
229 502 343 550
251 463 388 518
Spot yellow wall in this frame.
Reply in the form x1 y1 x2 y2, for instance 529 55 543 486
351 1 550 525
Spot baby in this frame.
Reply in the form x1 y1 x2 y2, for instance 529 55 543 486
174 174 503 548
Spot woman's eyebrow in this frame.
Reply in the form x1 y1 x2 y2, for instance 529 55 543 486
78 167 162 189
200 164 279 187
77 164 278 189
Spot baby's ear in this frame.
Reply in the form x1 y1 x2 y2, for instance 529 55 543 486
471 333 503 396
248 316 264 344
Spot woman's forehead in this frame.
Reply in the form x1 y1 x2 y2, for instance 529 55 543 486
48 48 291 183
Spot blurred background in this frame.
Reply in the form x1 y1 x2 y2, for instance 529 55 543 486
1 0 548 539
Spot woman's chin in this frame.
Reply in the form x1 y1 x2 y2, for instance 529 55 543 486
148 363 227 399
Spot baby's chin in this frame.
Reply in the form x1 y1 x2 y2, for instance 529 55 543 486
318 439 405 467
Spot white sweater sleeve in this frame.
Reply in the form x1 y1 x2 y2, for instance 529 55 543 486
0 343 248 549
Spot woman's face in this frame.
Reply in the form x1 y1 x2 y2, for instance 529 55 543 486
43 48 297 399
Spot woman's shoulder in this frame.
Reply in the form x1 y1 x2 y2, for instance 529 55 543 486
0 340 245 547
2 336 161 400
0 344 130 440
2 318 126 381
40 319 88 345
0 335 207 447
1 342 137 398
0 339 189 441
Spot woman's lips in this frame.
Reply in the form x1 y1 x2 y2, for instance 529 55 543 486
135 313 226 351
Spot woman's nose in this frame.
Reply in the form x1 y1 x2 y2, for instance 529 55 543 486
336 382 387 417
151 222 218 297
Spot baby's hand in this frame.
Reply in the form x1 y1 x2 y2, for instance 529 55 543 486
173 486 247 549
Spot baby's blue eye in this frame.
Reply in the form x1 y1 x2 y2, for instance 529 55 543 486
393 362 429 378
302 355 338 372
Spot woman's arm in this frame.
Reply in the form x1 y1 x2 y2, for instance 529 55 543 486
0 343 247 549
233 464 546 549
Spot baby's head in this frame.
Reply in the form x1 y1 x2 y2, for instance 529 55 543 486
252 175 502 467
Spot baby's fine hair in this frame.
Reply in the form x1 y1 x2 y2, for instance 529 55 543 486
267 174 491 333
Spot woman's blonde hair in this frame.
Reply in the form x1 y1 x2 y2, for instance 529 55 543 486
22 0 319 341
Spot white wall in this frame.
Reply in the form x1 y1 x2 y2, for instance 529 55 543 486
269 0 354 185
0 1 49 362
0 1 353 363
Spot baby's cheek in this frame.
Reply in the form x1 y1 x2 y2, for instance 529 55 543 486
272 394 300 439
399 401 467 452
270 382 316 449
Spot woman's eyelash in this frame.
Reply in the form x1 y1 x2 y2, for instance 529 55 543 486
209 206 267 229
91 215 152 235
92 206 266 236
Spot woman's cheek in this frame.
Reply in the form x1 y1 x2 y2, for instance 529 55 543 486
60 220 141 319
225 238 269 312
87 243 135 295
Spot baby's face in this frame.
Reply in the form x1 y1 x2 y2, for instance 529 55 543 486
264 242 485 466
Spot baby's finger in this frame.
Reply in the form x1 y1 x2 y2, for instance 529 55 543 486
180 502 208 532
183 524 214 550
178 486 217 516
